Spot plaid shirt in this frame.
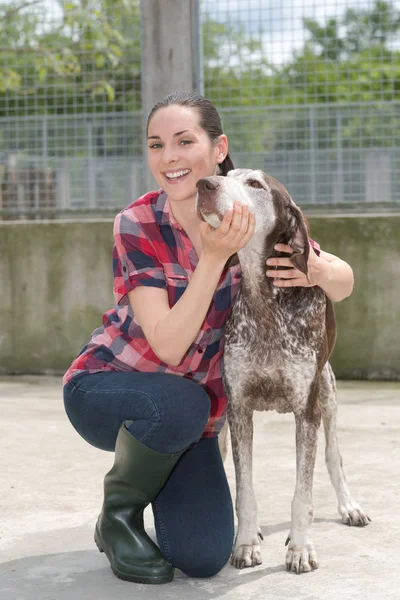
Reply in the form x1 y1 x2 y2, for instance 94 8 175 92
63 189 321 437
62 189 242 437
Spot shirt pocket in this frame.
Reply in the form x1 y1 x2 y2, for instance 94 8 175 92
164 266 189 306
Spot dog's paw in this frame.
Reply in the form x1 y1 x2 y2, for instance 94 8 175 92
231 541 262 569
338 500 371 527
285 536 318 574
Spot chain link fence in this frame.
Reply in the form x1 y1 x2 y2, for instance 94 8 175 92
0 0 142 217
1 0 400 218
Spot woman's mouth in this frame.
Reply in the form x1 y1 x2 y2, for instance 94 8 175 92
163 169 191 184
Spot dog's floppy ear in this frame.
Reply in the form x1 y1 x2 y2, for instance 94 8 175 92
287 203 310 276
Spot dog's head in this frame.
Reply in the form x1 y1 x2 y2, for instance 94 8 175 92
196 168 310 275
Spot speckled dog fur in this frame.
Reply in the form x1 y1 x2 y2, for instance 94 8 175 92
196 169 370 574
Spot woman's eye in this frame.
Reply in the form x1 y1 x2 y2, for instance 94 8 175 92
248 180 263 189
149 140 192 149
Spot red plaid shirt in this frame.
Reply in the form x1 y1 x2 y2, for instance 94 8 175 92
62 190 242 437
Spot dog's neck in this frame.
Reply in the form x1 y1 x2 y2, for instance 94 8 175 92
237 234 301 309
237 235 276 299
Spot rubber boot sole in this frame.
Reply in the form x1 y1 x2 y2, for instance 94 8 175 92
94 526 174 585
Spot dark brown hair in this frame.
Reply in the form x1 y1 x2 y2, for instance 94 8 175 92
146 91 234 176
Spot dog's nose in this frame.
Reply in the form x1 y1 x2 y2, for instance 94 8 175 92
196 178 219 192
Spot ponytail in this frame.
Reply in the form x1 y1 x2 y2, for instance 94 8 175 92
218 153 235 176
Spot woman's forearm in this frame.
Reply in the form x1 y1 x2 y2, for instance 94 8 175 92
314 256 354 302
154 254 227 366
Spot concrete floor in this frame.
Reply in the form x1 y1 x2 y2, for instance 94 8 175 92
0 376 399 600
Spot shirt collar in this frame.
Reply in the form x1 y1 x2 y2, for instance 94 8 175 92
155 189 183 231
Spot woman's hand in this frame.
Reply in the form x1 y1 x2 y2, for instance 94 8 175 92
199 201 255 264
266 243 354 302
266 243 320 288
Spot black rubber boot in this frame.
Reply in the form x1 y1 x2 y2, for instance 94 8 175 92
94 420 185 584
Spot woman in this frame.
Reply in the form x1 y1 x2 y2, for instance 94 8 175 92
63 92 354 585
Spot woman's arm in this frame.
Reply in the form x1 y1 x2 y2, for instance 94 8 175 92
129 253 228 366
266 243 354 303
130 203 255 367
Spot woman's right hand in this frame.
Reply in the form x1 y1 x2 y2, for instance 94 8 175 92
199 201 256 264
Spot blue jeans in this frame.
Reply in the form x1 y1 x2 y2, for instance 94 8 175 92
63 371 234 578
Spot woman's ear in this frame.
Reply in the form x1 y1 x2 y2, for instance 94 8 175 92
216 134 228 164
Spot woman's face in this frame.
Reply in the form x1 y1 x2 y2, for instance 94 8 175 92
147 105 227 203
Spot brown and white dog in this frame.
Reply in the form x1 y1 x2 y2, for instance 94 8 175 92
196 169 370 574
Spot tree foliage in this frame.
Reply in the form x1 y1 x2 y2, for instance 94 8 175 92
203 0 400 152
0 0 399 151
0 0 141 113
304 0 400 60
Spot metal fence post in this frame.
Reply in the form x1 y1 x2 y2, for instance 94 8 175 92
140 0 202 192
192 0 203 96
309 106 317 204
42 118 48 170
336 112 344 203
87 122 96 209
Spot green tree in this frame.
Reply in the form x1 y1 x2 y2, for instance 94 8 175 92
260 0 400 152
0 0 141 115
2 0 400 153
0 0 261 116
304 0 400 60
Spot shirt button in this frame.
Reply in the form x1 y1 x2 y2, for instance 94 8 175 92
197 348 204 354
206 328 212 333
186 371 193 377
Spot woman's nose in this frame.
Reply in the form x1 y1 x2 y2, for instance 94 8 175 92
161 145 179 163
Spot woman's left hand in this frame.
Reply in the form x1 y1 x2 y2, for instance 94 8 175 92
266 243 320 288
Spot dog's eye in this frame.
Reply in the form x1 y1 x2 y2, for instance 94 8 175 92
248 180 263 189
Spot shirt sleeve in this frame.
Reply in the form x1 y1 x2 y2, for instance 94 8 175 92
309 237 321 257
113 211 167 305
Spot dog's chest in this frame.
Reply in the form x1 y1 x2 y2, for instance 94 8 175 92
226 288 325 351
223 289 326 412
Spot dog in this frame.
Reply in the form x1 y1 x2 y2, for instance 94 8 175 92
196 169 370 574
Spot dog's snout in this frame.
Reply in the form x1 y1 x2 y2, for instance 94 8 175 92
196 178 219 192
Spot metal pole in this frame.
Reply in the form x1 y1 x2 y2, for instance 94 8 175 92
192 0 204 95
309 106 317 204
140 0 201 192
336 112 344 204
87 123 96 209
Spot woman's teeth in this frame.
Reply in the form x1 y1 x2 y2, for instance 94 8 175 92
165 169 191 180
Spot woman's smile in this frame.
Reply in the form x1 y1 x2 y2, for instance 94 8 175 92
163 168 192 184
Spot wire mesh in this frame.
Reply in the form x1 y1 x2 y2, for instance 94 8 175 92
0 0 142 218
201 0 400 209
1 0 399 218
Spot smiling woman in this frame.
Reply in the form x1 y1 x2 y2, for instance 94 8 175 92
62 91 256 586
62 91 353 587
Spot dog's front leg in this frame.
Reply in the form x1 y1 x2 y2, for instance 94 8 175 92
228 403 262 569
286 411 320 574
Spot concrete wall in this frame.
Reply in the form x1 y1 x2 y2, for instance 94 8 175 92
0 216 399 379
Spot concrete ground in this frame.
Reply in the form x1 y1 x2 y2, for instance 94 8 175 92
0 377 399 600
